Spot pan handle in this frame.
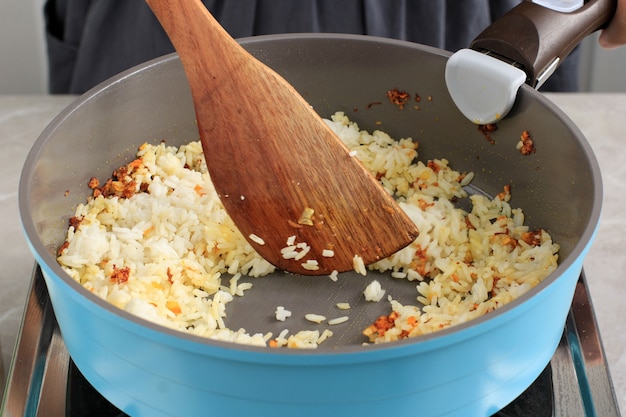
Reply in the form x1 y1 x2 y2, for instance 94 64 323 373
470 0 617 89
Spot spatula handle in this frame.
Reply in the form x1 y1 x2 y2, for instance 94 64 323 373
470 0 617 88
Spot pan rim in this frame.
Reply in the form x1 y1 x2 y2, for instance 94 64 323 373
19 33 603 360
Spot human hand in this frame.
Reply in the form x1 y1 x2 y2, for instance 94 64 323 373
599 0 626 48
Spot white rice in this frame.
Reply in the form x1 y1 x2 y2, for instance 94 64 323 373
304 313 327 324
328 316 349 325
363 280 386 302
301 259 320 271
57 111 559 347
275 306 292 321
353 254 367 276
271 329 334 349
248 233 265 245
329 270 339 281
280 240 311 260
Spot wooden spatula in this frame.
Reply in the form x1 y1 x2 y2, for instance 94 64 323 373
145 0 418 275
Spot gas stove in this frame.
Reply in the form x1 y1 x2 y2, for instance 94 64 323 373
1 266 621 416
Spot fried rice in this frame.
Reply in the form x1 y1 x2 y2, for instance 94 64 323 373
57 112 559 347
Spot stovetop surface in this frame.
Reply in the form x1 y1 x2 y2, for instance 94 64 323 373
1 267 621 417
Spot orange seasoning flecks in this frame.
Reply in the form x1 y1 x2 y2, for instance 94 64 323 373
496 184 511 202
110 265 130 284
128 158 143 170
194 184 207 196
478 123 497 144
517 130 536 155
417 198 434 211
88 150 147 199
69 215 83 230
287 219 303 229
57 241 69 257
362 311 400 341
427 160 442 173
166 300 182 315
88 177 100 189
410 244 429 277
521 229 543 246
493 232 518 250
386 88 411 109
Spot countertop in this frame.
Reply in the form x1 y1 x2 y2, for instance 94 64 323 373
0 94 624 413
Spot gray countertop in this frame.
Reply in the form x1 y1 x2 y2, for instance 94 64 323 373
0 94 624 412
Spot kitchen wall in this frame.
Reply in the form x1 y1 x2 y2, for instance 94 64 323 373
0 0 47 94
579 32 626 92
1 0 625 94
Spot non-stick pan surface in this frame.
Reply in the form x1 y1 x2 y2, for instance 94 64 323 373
20 34 602 416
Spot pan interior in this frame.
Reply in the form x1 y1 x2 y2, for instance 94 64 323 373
225 184 491 349
21 34 600 353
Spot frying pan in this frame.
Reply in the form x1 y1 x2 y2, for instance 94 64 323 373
19 34 601 416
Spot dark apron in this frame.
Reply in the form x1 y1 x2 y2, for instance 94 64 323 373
43 0 578 94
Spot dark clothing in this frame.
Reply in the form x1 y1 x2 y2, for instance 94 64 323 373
44 0 578 94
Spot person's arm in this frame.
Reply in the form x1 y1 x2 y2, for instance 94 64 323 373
599 0 626 48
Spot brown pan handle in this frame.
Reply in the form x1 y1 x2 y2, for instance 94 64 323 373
470 0 617 88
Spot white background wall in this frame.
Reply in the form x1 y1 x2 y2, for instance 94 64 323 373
1 0 625 94
579 32 626 92
1 0 47 94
